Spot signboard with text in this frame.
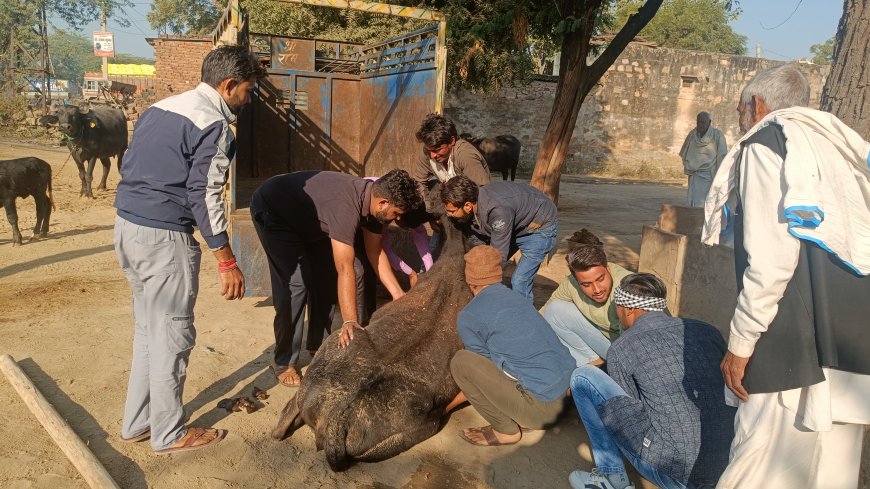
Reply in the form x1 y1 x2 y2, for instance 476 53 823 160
93 32 115 57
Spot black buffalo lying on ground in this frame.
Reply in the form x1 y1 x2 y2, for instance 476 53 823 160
0 157 54 246
272 213 471 471
44 103 127 198
461 133 522 181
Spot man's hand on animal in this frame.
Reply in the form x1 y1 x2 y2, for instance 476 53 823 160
721 351 750 402
339 320 365 348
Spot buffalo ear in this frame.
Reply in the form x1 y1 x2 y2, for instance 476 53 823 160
39 115 58 126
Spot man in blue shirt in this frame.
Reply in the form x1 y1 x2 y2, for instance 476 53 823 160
446 245 575 446
114 46 266 454
568 273 735 489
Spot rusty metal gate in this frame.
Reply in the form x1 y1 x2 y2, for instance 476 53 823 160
213 0 445 296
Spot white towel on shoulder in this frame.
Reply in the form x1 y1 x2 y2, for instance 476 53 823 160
702 106 870 276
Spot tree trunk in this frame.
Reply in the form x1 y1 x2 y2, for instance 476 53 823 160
530 0 664 203
821 3 870 484
820 0 870 139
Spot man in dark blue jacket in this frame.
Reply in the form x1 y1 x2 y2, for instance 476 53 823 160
568 273 735 489
440 175 557 301
446 244 574 446
113 46 265 455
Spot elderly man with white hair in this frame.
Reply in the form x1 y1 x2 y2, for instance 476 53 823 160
679 111 728 207
703 64 870 488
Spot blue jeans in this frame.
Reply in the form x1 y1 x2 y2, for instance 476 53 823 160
571 366 688 489
511 223 557 300
541 299 612 365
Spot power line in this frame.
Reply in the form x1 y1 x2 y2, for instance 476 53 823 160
760 0 804 30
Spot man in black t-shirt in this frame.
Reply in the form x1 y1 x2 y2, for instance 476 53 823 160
250 169 422 386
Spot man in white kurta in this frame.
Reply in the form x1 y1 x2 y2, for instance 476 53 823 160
679 111 728 207
702 65 870 489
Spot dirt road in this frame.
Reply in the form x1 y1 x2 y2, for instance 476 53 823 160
0 139 686 488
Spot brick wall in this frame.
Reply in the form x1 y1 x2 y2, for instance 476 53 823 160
445 44 828 177
146 35 213 101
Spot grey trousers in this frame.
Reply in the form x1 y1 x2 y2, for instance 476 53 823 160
450 349 565 435
114 215 200 450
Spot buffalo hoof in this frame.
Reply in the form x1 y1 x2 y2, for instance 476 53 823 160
97 185 107 191
11 240 22 247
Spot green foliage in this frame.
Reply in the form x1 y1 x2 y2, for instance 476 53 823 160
48 29 101 82
48 30 153 83
614 0 747 55
244 0 428 44
810 37 834 65
147 0 222 35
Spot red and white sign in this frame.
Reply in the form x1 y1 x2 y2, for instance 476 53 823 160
93 32 115 57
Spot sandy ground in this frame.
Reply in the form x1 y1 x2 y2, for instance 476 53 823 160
0 138 718 489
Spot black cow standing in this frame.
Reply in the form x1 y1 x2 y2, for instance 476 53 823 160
0 157 54 246
461 133 522 181
51 104 127 198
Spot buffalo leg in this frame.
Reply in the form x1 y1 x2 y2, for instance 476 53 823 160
72 153 88 197
97 157 111 190
3 197 21 246
34 188 51 238
510 165 516 181
272 394 305 440
502 169 509 181
83 157 97 198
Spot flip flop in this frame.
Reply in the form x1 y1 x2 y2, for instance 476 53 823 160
458 425 519 447
154 427 226 455
271 364 302 387
120 429 151 443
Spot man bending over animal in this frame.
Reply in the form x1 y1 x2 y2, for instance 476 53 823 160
250 170 422 387
441 175 557 301
412 113 490 196
540 229 631 367
446 245 575 446
113 45 264 454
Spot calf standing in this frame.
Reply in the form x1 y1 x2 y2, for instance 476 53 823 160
52 104 127 198
0 157 54 246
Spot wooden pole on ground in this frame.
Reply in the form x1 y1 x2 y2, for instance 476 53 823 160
0 354 121 489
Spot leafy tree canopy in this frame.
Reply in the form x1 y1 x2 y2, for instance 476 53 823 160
614 0 746 55
48 29 153 82
148 0 222 35
809 37 834 65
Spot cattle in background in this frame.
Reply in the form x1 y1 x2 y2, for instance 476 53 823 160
461 133 522 181
0 157 54 246
45 103 127 198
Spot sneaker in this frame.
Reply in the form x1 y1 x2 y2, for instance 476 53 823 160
568 469 634 489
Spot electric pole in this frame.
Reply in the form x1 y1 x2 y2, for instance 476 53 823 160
101 10 109 82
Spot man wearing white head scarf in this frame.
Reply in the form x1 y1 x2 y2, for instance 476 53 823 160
703 64 870 489
568 273 734 489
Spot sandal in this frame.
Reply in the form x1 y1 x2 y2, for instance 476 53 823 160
154 427 226 455
120 429 151 443
458 425 520 447
271 364 302 387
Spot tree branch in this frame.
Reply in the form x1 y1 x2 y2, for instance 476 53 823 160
587 0 663 84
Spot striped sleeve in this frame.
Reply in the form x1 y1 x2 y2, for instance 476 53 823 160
187 120 233 249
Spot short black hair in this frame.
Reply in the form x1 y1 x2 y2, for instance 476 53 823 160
619 273 667 300
566 229 607 272
440 175 478 207
415 113 457 147
372 169 423 212
201 45 267 87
